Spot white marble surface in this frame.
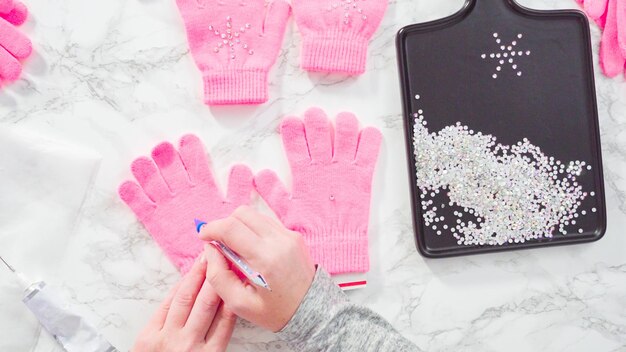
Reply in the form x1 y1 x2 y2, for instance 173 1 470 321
1 0 626 351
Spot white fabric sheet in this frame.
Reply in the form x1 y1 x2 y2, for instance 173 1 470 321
0 127 101 352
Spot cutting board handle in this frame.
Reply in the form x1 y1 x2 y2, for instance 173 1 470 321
470 0 520 16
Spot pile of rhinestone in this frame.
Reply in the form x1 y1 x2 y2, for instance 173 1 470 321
413 115 593 246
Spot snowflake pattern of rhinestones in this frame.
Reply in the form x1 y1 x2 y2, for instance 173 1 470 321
327 0 368 25
481 32 531 79
412 94 596 246
208 16 254 60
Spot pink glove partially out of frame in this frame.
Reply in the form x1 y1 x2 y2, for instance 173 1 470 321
577 0 626 77
0 0 31 83
175 0 290 105
292 0 388 75
255 108 382 274
119 135 253 273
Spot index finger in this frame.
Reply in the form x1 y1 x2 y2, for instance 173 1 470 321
198 215 262 259
231 206 285 239
164 257 207 329
145 281 182 332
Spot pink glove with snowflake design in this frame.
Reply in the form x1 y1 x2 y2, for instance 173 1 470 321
175 0 290 105
119 135 253 273
292 0 388 75
255 108 382 274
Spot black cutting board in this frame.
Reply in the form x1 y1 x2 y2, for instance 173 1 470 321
396 0 606 257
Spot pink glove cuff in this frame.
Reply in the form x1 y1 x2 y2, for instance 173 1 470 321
301 228 369 274
203 69 269 105
301 33 369 75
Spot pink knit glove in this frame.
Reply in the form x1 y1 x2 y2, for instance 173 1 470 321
0 0 31 83
292 0 388 75
578 0 626 77
175 0 290 105
119 135 253 273
255 108 382 274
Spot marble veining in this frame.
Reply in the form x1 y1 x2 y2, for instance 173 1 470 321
1 0 625 351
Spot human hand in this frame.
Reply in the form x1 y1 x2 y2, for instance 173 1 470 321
133 256 236 352
199 206 316 332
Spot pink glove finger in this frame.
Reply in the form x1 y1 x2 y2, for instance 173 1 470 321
260 0 291 55
0 0 13 14
254 169 290 218
178 134 219 189
0 18 31 58
118 181 157 220
0 45 21 81
599 0 624 77
291 0 327 32
585 0 609 19
131 157 173 203
281 117 311 163
355 127 383 168
225 164 254 205
1 0 27 25
303 108 333 163
333 112 360 162
596 6 608 28
616 0 626 56
152 142 193 195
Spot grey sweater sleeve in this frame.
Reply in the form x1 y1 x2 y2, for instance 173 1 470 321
277 267 421 352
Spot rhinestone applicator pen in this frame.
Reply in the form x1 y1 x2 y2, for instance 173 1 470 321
194 219 271 291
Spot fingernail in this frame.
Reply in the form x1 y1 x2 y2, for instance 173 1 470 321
198 252 207 264
194 218 207 234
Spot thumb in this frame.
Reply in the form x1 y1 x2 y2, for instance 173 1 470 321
254 170 290 219
226 164 254 206
204 245 258 315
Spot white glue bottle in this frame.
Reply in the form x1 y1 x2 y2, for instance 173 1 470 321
1 256 118 352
